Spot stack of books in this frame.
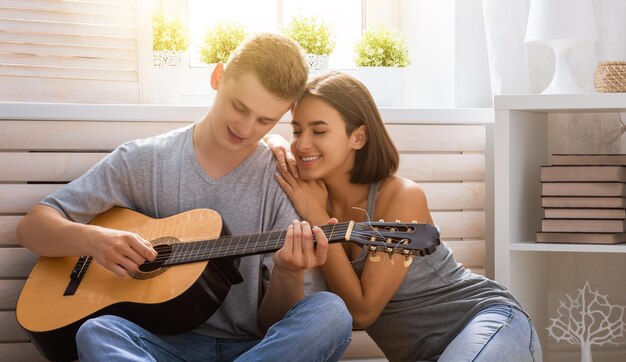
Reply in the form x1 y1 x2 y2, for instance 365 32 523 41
537 154 626 244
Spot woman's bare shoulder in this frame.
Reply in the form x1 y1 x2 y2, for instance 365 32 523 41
379 176 427 200
377 176 432 224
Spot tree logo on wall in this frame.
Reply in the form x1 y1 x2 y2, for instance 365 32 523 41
547 281 626 362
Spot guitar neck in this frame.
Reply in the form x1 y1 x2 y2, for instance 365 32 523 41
163 222 353 266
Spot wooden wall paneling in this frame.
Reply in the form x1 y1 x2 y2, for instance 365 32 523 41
398 154 484 181
446 239 486 268
0 121 189 150
0 184 62 214
0 311 29 341
0 77 140 104
432 211 484 239
420 183 484 210
388 124 485 152
0 248 38 278
0 280 24 309
0 152 107 182
0 343 47 362
0 216 21 246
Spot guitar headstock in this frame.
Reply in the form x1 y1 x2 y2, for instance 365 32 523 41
345 221 440 258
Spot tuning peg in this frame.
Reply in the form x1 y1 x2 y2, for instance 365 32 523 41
404 256 413 267
395 219 401 223
386 248 395 264
368 246 380 262
369 252 380 262
379 219 385 222
411 220 417 224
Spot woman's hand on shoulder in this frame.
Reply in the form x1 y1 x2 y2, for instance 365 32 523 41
263 134 299 178
275 167 329 225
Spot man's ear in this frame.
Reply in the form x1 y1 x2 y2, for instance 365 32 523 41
352 125 367 150
210 62 225 90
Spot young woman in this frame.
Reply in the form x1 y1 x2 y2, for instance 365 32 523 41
267 72 542 362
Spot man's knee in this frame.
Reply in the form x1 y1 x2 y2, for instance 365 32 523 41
307 292 352 337
76 315 126 344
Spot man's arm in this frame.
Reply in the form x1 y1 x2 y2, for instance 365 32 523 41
17 204 156 277
258 220 328 331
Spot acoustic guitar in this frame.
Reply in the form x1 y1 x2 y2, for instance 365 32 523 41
16 207 439 361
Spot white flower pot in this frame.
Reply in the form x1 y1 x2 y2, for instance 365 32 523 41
152 50 183 104
306 54 329 75
356 67 405 107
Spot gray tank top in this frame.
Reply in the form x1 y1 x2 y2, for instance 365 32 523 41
353 182 524 361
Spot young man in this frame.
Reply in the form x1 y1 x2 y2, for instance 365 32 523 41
17 33 352 361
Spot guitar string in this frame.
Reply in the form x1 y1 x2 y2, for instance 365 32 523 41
142 223 417 265
144 225 358 264
143 224 356 264
156 230 419 266
154 238 415 266
350 206 436 256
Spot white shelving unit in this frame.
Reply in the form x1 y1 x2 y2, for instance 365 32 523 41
493 94 626 360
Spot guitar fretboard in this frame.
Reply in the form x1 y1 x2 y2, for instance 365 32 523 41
162 222 352 266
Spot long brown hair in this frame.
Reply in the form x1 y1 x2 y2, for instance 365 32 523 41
303 72 399 183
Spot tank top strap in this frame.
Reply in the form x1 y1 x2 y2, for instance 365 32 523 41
366 181 382 218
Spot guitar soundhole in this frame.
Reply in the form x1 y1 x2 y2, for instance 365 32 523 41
129 236 178 280
140 244 172 272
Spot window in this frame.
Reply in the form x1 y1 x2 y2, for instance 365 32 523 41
188 0 362 69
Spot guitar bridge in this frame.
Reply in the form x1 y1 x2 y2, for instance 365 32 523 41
64 256 92 296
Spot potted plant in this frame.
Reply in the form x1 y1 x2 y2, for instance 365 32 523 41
354 25 411 107
152 11 189 67
283 16 335 74
151 11 189 104
199 22 248 65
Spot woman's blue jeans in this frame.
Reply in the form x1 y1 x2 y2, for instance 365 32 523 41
76 291 352 362
437 304 542 362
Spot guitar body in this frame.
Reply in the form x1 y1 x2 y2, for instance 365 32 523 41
16 208 234 362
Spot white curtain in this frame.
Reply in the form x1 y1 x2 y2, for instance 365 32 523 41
482 0 626 95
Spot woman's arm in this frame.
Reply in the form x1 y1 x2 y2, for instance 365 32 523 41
322 179 435 329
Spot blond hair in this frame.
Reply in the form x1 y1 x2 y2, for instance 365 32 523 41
223 33 308 102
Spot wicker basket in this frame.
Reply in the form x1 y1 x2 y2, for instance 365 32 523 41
593 61 626 93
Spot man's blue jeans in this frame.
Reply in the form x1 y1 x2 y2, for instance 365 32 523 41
438 304 542 362
76 292 352 362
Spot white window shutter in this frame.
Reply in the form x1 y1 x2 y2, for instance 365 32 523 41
0 0 150 103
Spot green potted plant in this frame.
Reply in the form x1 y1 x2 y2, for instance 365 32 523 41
283 16 335 74
199 22 248 65
354 25 411 107
152 11 189 67
151 11 189 104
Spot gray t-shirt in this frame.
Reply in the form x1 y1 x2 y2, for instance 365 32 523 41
41 124 325 339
